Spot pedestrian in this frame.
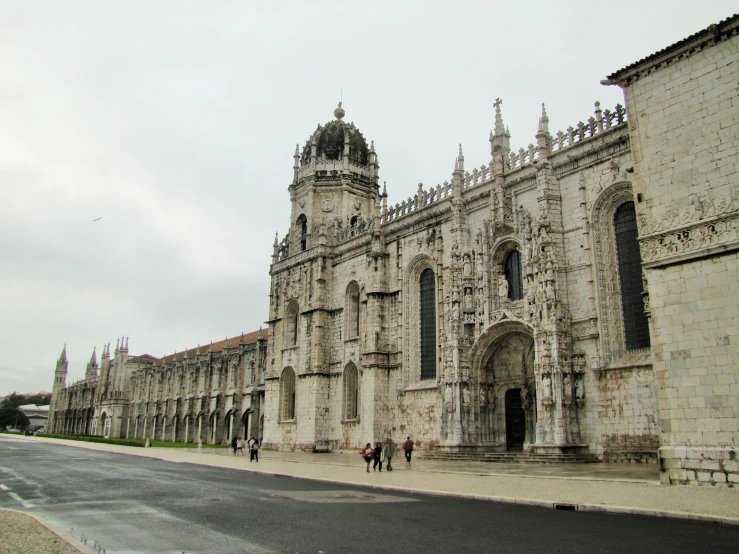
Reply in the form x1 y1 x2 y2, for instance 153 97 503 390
372 442 384 472
231 436 238 456
236 438 244 456
403 436 414 463
383 438 397 471
361 442 373 473
250 438 259 462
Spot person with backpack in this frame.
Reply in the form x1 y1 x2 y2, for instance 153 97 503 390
250 438 259 462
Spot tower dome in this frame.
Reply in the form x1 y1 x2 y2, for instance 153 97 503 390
300 103 369 166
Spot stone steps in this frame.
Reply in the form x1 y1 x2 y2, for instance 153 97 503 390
420 450 601 464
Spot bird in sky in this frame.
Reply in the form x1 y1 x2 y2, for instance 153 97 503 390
93 217 102 221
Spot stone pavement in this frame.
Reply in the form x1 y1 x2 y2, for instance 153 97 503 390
13 436 738 528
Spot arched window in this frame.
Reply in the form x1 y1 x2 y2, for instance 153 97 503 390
614 202 650 350
420 268 437 380
296 215 307 251
286 301 299 346
504 250 524 301
280 367 296 420
345 281 360 339
343 363 358 420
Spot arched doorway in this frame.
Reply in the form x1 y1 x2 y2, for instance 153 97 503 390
471 321 535 451
505 389 525 451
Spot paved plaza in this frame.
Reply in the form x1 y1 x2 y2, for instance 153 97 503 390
23 436 739 522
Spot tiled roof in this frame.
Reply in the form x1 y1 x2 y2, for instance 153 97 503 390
605 14 739 83
155 328 267 366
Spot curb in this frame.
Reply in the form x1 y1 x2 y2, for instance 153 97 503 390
0 508 97 554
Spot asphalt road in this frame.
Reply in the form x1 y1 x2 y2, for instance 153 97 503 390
1 437 738 553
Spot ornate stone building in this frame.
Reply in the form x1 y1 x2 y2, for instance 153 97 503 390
49 15 738 485
262 95 658 462
49 330 268 444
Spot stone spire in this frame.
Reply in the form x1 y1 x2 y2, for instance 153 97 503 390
293 144 300 184
85 346 99 379
59 343 67 364
536 103 551 161
490 98 511 158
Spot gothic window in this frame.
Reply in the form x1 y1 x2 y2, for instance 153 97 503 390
286 301 299 346
345 281 360 339
614 202 650 350
350 215 358 229
343 363 358 420
280 367 296 421
296 215 307 251
505 250 524 301
592 181 650 364
420 268 437 380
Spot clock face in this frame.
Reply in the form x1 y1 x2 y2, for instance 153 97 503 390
321 199 334 212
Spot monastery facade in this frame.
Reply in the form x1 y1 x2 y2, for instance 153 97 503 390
49 16 739 486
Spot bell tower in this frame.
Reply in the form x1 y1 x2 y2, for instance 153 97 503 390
284 103 379 254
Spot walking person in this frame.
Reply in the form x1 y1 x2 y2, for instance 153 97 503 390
403 436 414 463
383 438 397 471
231 436 238 456
372 442 383 472
361 442 373 473
235 438 244 456
250 438 259 462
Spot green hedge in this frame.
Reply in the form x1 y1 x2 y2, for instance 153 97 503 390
36 433 145 447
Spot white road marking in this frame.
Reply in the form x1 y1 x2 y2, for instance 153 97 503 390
8 492 35 508
0 484 8 491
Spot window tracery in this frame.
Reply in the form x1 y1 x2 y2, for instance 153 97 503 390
345 281 360 339
280 367 296 421
343 363 358 420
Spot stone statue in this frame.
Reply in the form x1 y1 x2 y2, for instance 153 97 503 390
498 274 509 300
445 384 453 406
563 373 572 405
464 288 473 311
546 281 556 304
462 385 470 407
542 374 552 400
479 384 487 406
463 254 472 277
575 376 585 401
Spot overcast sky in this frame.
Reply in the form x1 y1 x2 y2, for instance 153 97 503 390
0 1 735 396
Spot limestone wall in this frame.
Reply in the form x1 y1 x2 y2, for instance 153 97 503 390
614 25 739 484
